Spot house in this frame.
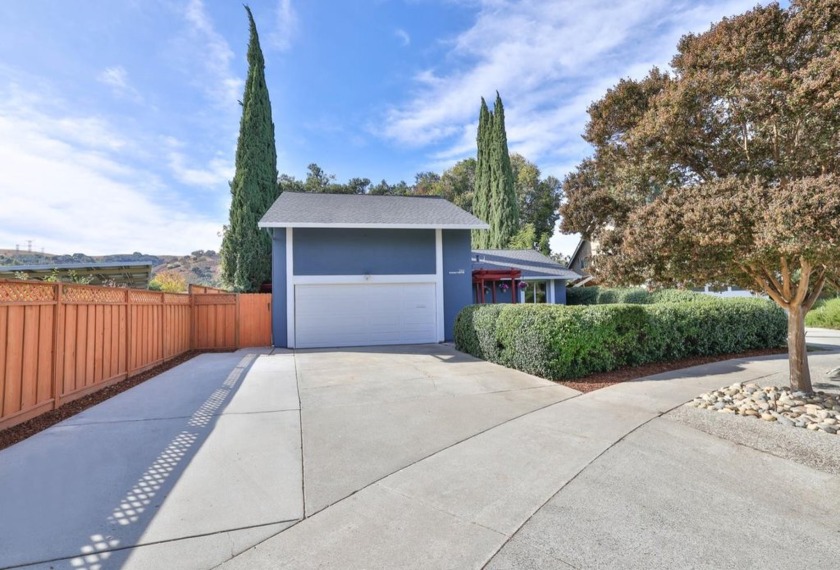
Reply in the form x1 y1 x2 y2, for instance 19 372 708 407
471 249 580 304
568 238 598 287
258 192 488 349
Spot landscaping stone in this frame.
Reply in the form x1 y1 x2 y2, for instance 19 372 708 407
686 383 839 435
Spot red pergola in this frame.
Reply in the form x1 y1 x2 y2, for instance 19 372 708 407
473 268 522 304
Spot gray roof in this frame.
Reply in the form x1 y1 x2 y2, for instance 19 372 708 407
258 192 489 229
472 249 580 280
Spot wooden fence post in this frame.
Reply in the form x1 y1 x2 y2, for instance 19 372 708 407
190 290 196 350
234 293 241 349
126 288 133 378
161 293 166 363
51 283 63 410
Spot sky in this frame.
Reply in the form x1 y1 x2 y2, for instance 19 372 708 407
0 0 763 257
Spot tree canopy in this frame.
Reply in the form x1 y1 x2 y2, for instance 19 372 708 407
220 6 278 292
560 0 840 391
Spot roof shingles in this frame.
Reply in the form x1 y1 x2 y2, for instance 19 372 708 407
259 192 488 229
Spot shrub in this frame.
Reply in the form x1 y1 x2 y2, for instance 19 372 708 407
454 299 786 379
567 286 706 305
805 298 840 330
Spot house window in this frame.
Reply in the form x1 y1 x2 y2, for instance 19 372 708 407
522 280 548 303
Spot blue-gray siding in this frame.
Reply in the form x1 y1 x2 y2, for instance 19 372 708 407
293 228 435 276
442 230 472 342
554 280 567 305
271 229 287 348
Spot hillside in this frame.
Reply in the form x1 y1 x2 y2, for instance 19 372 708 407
0 249 222 288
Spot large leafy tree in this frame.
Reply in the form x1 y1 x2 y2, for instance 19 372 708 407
560 0 840 391
220 6 278 292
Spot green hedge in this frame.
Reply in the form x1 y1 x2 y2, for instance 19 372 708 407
566 286 705 305
806 298 840 330
454 299 786 379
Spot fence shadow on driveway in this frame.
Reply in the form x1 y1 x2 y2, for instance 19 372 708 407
0 353 257 570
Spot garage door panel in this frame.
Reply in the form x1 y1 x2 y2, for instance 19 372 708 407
295 283 437 348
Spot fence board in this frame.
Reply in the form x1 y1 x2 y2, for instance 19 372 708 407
0 306 7 414
4 306 24 417
238 294 272 347
21 305 40 410
0 281 272 431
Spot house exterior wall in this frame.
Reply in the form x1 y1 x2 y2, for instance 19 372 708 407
292 228 435 276
442 230 472 342
269 227 478 348
570 240 593 277
553 280 567 304
271 229 287 347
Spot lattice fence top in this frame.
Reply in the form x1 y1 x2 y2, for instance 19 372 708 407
164 293 191 305
64 284 126 304
129 290 165 304
0 281 56 303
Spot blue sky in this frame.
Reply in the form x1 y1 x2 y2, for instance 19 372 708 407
0 0 761 256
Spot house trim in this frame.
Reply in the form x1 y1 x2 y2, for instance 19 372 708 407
259 222 489 230
435 229 444 342
286 227 295 348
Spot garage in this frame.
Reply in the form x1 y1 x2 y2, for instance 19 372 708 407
294 282 437 348
258 192 488 349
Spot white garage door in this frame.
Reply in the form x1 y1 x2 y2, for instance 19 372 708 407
295 283 437 348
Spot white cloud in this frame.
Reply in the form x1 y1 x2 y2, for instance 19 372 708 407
395 28 411 47
168 150 234 187
380 0 760 178
98 66 129 90
0 90 224 255
182 0 243 108
271 0 299 51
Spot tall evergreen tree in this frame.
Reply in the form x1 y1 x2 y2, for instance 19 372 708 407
220 6 278 291
472 98 492 248
488 92 519 248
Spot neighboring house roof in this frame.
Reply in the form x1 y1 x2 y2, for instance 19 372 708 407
471 249 580 280
569 239 586 266
0 261 153 288
259 192 489 230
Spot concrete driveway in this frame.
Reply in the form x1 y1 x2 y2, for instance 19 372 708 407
1 335 839 569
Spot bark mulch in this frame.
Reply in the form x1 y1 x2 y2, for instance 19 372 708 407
557 347 787 393
0 351 206 452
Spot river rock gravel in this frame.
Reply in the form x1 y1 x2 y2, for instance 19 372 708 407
686 382 840 434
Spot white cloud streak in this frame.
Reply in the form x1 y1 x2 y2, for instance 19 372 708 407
380 0 760 178
0 87 224 255
97 66 143 103
395 28 411 47
271 0 299 51
182 0 243 108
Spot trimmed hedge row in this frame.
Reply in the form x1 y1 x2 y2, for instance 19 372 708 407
454 300 786 380
566 286 704 306
805 298 840 330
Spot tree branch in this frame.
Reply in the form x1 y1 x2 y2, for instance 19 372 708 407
740 263 788 308
792 258 812 307
804 267 828 311
780 256 792 299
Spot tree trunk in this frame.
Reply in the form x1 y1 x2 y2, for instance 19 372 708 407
787 304 812 393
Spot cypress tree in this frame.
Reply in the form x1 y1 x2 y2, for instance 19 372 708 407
488 92 518 248
220 6 278 292
472 98 492 248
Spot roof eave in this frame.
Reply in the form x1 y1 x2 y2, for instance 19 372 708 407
258 222 490 230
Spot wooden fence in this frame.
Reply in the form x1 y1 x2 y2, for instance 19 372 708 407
0 280 271 430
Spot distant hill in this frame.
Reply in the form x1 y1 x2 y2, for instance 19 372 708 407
0 249 222 288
